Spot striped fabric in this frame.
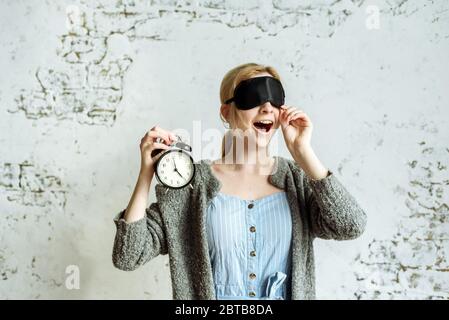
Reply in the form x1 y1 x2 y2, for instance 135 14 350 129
205 191 293 300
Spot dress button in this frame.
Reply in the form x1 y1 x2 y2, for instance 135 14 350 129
249 273 256 280
249 226 256 233
248 203 254 209
248 291 256 297
250 251 256 257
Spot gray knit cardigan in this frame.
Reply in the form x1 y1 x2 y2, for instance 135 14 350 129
112 156 367 300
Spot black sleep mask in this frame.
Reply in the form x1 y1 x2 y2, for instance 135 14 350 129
225 76 285 110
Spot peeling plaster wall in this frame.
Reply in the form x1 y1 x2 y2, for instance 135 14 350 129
0 0 448 299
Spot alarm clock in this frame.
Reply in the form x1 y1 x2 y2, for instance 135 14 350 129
151 136 195 189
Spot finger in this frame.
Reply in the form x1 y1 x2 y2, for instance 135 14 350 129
287 111 299 122
143 131 158 142
161 129 177 141
280 108 292 124
281 106 297 117
287 111 306 123
151 143 171 160
284 108 304 116
281 106 295 112
289 110 305 118
152 142 171 150
152 150 165 162
154 127 176 141
147 127 175 144
283 108 299 120
146 130 166 141
280 106 302 123
144 142 170 152
280 109 291 127
290 113 308 121
281 105 304 112
142 132 162 146
279 106 292 119
294 111 309 121
149 126 172 144
289 113 311 126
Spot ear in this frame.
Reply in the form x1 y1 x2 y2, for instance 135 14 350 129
220 104 230 121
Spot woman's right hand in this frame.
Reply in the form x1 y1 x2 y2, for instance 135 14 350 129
139 126 177 175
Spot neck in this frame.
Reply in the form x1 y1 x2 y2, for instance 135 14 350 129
220 136 274 174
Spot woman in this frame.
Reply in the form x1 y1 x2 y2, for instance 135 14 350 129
112 63 367 300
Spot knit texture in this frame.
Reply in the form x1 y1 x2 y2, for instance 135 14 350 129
112 156 367 299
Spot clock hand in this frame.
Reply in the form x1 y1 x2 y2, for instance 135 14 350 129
172 158 180 173
175 170 185 179
171 158 186 179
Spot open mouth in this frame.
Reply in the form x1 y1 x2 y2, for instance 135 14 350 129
252 120 274 134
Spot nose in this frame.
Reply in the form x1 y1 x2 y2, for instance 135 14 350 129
259 101 275 113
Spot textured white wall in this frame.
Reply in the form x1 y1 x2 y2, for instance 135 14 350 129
0 0 448 299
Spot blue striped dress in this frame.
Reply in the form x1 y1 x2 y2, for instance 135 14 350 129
205 191 293 300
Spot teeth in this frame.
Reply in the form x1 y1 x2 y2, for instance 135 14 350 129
253 120 273 133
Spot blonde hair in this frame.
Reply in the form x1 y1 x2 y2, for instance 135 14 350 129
219 63 282 158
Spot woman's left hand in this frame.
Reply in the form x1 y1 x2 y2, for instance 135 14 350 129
279 105 313 155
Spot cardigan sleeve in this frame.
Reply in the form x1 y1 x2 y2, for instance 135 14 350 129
282 160 367 240
302 168 367 240
112 201 168 271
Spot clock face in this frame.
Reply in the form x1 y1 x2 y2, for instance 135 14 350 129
156 150 195 188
